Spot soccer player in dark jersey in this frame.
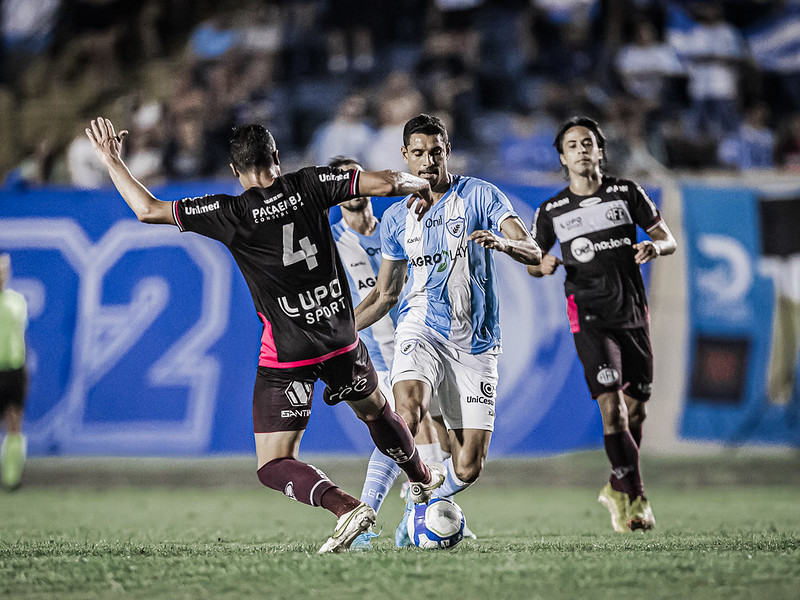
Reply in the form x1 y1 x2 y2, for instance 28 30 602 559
528 116 677 532
84 116 445 553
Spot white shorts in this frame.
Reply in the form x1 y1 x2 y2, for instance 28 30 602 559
391 322 499 431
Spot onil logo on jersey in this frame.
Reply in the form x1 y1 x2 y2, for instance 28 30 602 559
425 215 443 228
570 236 633 262
446 217 465 237
597 366 619 386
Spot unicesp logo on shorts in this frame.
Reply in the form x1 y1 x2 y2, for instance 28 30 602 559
571 236 632 263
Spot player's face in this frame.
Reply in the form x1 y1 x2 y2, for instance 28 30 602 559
402 133 450 189
559 126 603 178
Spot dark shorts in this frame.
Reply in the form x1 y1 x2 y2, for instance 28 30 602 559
252 339 378 433
0 366 28 413
573 326 653 401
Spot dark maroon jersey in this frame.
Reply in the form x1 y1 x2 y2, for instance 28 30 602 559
531 176 662 330
173 166 362 367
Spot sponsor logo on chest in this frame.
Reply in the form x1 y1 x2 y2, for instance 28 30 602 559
252 192 303 223
552 198 632 243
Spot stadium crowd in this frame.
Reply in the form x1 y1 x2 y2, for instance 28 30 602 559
3 0 800 188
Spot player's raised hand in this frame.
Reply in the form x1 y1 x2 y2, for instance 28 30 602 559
539 254 562 275
407 186 434 220
468 229 507 252
85 117 128 168
633 240 659 264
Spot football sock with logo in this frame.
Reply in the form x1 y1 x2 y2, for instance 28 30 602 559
603 431 644 501
432 457 471 499
258 457 352 514
359 447 402 513
362 402 429 483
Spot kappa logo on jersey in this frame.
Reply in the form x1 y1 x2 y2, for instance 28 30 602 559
546 197 569 211
400 339 418 355
184 200 220 215
406 235 421 244
327 375 370 403
597 366 620 386
277 278 348 324
571 236 633 262
446 217 465 237
579 197 602 207
606 184 629 194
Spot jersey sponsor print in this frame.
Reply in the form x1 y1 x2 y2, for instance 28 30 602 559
174 166 362 367
381 175 517 354
531 177 662 330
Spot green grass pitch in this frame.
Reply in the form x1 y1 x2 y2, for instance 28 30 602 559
1 453 798 600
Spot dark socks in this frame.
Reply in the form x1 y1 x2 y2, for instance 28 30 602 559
604 431 644 501
363 402 430 483
258 457 358 515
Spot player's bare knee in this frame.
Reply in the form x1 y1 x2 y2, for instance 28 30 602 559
453 460 482 484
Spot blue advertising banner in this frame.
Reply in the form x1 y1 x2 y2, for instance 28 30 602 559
680 184 800 445
0 180 660 457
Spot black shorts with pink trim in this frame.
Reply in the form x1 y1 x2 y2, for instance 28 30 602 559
252 339 378 433
572 325 653 401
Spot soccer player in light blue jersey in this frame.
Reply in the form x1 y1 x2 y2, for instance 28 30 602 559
355 115 542 544
329 157 454 549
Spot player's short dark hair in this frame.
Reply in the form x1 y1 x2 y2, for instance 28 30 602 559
553 116 607 155
328 156 362 170
228 124 276 172
402 114 449 147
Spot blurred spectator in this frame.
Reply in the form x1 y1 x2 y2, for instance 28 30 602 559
1 0 60 82
718 103 775 170
308 92 373 166
163 91 216 180
188 13 239 61
496 110 560 174
776 112 800 171
67 121 106 189
604 95 669 180
324 0 376 73
670 2 747 138
125 101 166 185
3 138 66 189
615 20 684 113
365 72 425 171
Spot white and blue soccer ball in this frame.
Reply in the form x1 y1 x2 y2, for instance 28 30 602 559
407 498 465 550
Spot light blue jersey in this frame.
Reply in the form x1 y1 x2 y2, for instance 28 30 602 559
332 216 397 372
381 174 517 354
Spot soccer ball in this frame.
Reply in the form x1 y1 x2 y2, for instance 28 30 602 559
407 498 465 550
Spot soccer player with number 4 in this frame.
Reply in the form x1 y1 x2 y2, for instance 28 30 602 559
85 117 445 553
528 116 677 532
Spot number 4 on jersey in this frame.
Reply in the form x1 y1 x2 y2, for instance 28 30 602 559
282 223 318 270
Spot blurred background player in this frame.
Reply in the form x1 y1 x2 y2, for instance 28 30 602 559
0 252 28 491
527 116 677 532
355 114 541 544
329 156 470 549
84 116 444 553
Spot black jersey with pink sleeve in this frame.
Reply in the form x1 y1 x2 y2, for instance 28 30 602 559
173 166 363 368
531 176 662 330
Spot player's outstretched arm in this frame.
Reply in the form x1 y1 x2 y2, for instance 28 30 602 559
469 216 542 266
357 170 433 219
85 117 175 225
355 258 407 330
527 254 562 277
633 220 677 264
